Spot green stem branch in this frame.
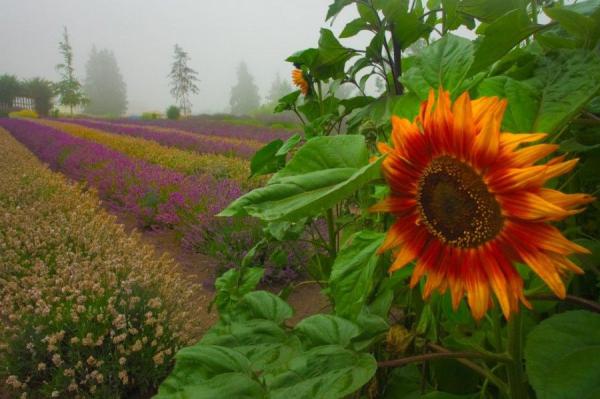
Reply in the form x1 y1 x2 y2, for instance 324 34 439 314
506 311 528 399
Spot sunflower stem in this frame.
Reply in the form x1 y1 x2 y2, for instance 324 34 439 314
506 310 528 399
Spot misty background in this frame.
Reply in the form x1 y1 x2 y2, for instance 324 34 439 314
0 0 370 115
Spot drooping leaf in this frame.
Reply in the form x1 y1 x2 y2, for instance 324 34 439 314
327 0 355 21
268 345 377 399
219 135 382 222
313 29 357 80
294 314 360 348
525 310 600 399
275 90 301 113
330 231 385 319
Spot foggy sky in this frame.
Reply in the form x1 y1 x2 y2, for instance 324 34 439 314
0 0 369 114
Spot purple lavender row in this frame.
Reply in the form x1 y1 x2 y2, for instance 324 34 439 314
110 117 295 143
60 118 259 159
0 118 242 236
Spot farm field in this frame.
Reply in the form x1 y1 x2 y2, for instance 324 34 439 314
2 1 600 398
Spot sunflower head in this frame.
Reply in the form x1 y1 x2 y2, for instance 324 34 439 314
373 88 594 320
292 68 310 96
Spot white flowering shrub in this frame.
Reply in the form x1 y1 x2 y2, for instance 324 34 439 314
0 128 203 398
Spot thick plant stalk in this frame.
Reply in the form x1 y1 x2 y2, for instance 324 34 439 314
506 310 528 399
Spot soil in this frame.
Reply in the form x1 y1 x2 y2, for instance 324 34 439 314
111 209 329 333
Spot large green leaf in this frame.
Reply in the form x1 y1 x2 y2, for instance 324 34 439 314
219 135 382 222
330 231 385 320
156 372 265 399
212 267 265 314
401 34 474 99
268 345 377 399
525 310 600 399
240 291 294 324
294 314 360 348
476 76 538 131
469 9 544 74
527 49 600 133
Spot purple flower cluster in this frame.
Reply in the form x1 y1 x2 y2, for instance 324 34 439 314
0 118 241 230
62 118 259 159
112 117 295 143
1 118 306 284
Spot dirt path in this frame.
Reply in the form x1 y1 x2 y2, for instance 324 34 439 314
111 210 329 333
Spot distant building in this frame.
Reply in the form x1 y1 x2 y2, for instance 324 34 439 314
0 96 35 114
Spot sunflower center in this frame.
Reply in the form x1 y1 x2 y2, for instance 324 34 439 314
417 156 503 248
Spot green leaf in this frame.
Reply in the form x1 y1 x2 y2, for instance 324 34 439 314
339 96 376 114
213 267 264 314
286 48 319 68
275 90 301 113
544 6 600 48
314 29 357 80
525 310 600 399
458 0 522 23
219 135 382 222
327 0 355 21
275 133 302 157
294 314 360 348
269 345 377 399
340 18 369 38
330 231 384 320
559 138 600 153
528 49 600 133
156 372 265 399
476 76 538 131
401 34 474 99
250 139 285 177
469 9 543 74
241 291 294 324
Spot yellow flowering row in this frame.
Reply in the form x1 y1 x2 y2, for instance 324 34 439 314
34 119 255 187
0 127 205 397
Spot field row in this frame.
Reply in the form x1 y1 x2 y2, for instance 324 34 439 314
0 118 305 283
0 127 204 397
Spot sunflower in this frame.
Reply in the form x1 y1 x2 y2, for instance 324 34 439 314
292 68 310 96
373 88 593 320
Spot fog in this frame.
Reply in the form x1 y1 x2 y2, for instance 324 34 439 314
0 0 369 114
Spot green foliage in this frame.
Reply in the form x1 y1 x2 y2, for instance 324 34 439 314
169 44 199 116
166 105 181 120
22 78 55 116
83 47 127 116
161 0 600 397
0 74 22 106
55 26 88 115
525 311 600 399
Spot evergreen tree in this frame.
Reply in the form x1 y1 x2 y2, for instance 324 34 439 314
83 47 127 116
23 78 55 116
168 44 199 116
55 27 87 115
266 73 293 104
229 62 260 115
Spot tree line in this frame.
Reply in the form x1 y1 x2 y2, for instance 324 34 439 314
1 26 296 118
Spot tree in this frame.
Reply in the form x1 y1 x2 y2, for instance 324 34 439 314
0 74 22 106
229 62 260 115
83 47 127 116
23 78 55 116
168 44 199 116
266 73 293 104
55 26 87 115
